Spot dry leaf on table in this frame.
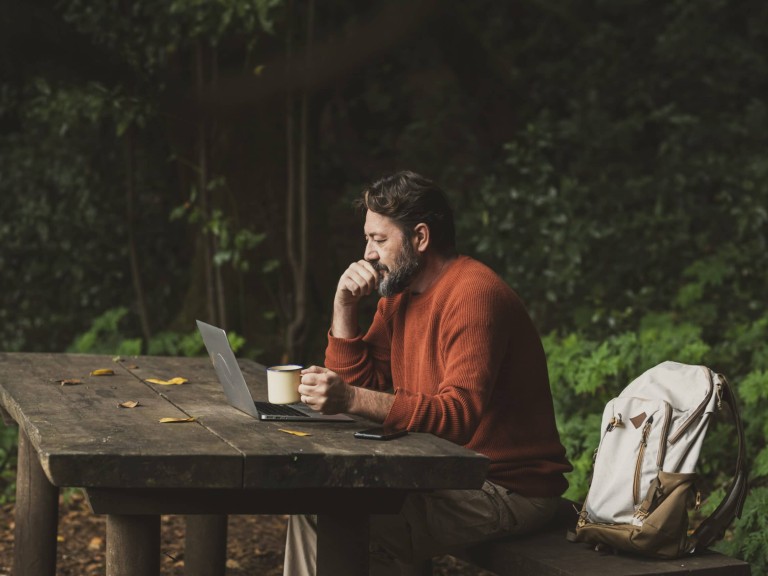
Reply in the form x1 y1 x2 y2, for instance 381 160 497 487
159 417 196 424
145 377 188 386
54 379 82 386
118 401 140 408
90 369 115 376
278 429 311 437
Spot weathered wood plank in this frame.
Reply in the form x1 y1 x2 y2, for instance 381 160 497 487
106 514 160 576
14 429 58 576
464 500 752 576
0 352 243 488
184 515 227 576
0 352 487 491
0 352 494 576
124 355 489 491
85 486 408 515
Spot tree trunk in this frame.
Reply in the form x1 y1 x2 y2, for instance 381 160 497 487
284 0 314 361
125 124 152 349
196 40 220 327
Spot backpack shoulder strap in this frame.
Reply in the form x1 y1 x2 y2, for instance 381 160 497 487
689 373 748 551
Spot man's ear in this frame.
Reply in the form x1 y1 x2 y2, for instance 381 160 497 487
413 223 430 253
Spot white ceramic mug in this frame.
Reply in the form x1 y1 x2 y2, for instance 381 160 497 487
266 364 302 404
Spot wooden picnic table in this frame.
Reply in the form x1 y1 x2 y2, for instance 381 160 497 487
0 352 489 575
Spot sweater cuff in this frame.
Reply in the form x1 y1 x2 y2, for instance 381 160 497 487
325 329 367 369
382 388 412 430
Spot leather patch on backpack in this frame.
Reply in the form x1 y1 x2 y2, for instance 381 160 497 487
630 412 647 429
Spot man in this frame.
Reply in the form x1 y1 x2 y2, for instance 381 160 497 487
285 171 572 575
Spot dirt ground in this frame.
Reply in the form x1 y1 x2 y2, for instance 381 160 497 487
0 491 494 575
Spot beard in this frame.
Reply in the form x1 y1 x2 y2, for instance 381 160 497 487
372 237 422 297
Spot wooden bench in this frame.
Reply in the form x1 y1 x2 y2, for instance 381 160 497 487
453 499 751 576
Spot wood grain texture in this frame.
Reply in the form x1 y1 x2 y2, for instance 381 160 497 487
14 429 58 576
465 500 752 576
184 515 227 576
127 354 489 491
0 353 488 493
0 353 243 488
105 514 160 576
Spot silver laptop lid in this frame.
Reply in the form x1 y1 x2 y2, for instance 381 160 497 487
196 320 355 422
196 320 260 418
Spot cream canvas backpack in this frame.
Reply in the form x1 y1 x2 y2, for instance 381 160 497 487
569 361 747 558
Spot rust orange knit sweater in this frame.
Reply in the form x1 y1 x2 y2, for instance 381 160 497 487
326 256 572 497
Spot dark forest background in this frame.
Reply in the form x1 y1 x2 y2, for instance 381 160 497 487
1 0 767 570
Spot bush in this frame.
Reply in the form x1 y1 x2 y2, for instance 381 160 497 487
547 311 768 572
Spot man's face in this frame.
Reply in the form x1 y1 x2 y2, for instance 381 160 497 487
364 210 422 297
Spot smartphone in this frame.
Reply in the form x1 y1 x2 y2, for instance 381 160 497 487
353 426 408 441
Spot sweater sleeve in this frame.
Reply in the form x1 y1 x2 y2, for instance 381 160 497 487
324 298 394 391
383 280 513 445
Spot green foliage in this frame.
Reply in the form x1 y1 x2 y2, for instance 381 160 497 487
547 307 767 571
548 309 768 570
67 306 246 357
545 313 710 416
3 0 768 567
750 447 768 483
546 312 713 502
457 0 768 338
712 487 768 575
68 308 142 356
61 0 281 73
171 189 267 274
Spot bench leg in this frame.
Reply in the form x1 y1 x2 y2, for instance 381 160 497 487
185 514 228 576
106 514 160 576
14 429 59 576
317 512 369 576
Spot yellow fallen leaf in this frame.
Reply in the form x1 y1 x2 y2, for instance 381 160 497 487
90 368 115 376
118 400 140 408
145 377 188 386
159 417 196 424
88 536 103 550
278 429 311 437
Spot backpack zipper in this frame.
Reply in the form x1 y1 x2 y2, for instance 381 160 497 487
668 367 714 445
634 415 654 504
657 402 672 468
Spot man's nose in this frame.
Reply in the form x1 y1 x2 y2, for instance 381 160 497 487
365 242 378 261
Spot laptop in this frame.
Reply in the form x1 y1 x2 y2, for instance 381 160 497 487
196 320 354 422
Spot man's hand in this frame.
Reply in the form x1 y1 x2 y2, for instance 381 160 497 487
298 366 354 415
335 259 379 306
299 366 395 422
332 260 379 338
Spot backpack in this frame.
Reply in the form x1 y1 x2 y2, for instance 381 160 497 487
569 361 748 559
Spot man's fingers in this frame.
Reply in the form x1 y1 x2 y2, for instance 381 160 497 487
341 274 370 297
357 259 379 279
301 365 325 375
346 261 378 289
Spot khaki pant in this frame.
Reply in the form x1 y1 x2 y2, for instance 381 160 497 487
283 481 559 576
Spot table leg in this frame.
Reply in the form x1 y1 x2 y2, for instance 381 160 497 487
316 512 369 576
185 514 228 576
106 514 160 576
14 429 59 576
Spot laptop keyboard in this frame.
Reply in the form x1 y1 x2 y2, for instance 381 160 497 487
253 401 310 417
